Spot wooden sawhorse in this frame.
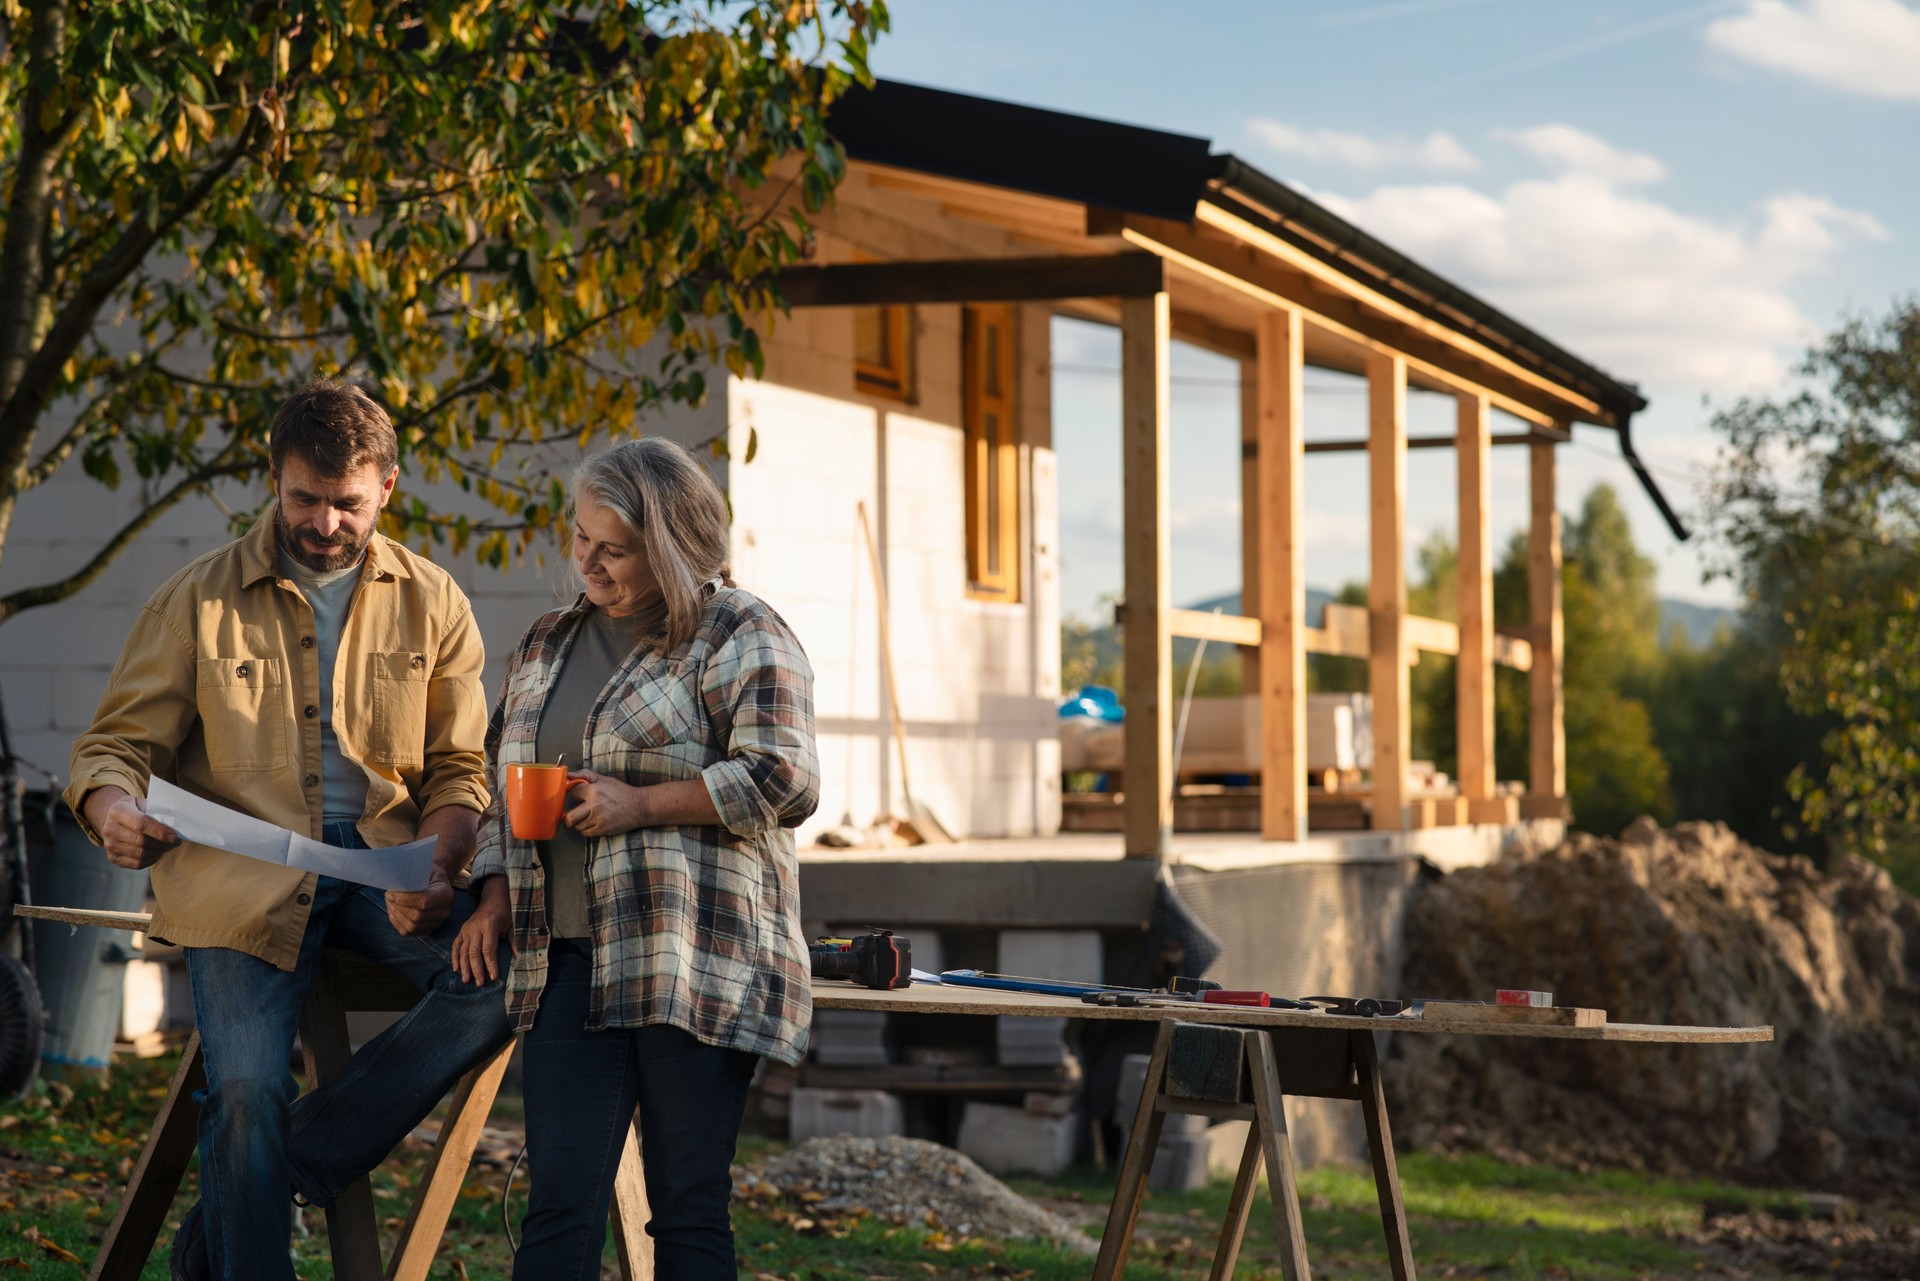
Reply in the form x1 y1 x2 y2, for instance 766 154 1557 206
83 948 657 1280
1095 1018 1415 1281
16 906 660 1280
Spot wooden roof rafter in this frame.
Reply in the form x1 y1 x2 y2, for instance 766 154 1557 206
1090 210 1573 430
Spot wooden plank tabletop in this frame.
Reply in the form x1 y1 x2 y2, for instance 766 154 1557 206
813 979 1774 1043
17 905 154 932
15 907 1772 1044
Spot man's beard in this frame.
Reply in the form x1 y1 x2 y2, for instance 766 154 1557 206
276 510 372 573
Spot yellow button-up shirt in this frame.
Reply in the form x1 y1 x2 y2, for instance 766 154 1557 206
64 508 490 970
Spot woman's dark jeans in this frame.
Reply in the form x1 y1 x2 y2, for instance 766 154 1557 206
515 938 759 1280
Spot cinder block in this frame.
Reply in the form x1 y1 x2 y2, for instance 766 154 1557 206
956 1100 1077 1177
997 929 1101 982
1204 1120 1253 1176
997 929 1100 1067
811 1009 892 1067
1148 1131 1214 1191
789 1088 904 1143
1144 1123 1255 1191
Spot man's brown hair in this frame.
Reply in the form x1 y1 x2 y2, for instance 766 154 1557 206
268 380 398 479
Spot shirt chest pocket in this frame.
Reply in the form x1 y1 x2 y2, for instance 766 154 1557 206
606 664 701 752
369 650 431 766
196 657 287 773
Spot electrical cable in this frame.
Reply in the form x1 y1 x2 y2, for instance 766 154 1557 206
502 1142 527 1253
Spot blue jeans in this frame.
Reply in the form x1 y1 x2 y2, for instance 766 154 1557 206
184 821 512 1281
515 939 759 1281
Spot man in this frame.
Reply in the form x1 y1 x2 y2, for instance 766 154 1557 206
66 380 512 1281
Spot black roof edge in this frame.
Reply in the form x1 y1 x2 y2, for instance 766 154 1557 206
827 78 1214 227
826 80 1647 423
1208 155 1649 421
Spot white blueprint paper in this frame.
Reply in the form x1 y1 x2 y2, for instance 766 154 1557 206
145 778 438 892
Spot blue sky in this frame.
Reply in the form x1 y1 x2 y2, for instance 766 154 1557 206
867 0 1919 617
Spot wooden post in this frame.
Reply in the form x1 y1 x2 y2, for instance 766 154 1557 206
1524 437 1567 818
1239 355 1260 703
1122 291 1173 858
1257 309 1307 841
1456 392 1503 823
1368 353 1410 830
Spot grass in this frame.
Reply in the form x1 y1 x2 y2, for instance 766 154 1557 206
1 1053 1813 1279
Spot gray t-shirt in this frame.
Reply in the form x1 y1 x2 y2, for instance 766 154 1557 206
278 549 369 823
535 606 662 938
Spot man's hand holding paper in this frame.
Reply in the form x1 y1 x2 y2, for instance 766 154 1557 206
145 778 438 893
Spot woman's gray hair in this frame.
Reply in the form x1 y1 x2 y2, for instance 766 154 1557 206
570 438 733 654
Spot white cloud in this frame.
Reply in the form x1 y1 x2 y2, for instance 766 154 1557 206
1247 118 1479 173
1494 125 1667 185
1311 133 1887 390
1705 0 1920 103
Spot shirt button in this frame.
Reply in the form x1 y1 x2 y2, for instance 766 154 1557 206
301 636 315 649
296 893 312 906
304 705 318 718
305 773 319 787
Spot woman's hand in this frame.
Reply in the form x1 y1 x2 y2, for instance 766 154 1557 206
452 875 514 985
562 768 649 838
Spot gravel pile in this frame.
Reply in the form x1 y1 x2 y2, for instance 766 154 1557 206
738 1135 1097 1254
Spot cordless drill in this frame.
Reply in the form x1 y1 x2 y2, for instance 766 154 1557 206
809 929 911 990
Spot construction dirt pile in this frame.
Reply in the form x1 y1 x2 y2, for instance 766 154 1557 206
737 1135 1098 1254
1389 818 1920 1199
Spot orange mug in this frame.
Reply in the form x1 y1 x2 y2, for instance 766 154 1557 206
506 764 583 840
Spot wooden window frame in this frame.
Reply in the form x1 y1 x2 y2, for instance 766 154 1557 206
963 303 1020 603
853 286 913 401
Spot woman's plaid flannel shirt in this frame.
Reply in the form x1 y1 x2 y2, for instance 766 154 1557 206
468 587 818 1064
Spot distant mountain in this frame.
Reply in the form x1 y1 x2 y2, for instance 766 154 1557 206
1658 598 1738 648
1071 589 1739 658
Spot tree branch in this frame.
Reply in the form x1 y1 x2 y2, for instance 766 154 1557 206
0 109 263 452
0 449 262 624
0 0 73 406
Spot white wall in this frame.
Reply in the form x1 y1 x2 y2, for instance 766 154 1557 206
728 382 1061 845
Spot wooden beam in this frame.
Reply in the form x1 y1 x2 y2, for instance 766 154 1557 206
1457 393 1496 807
1168 608 1262 648
1239 353 1261 706
1369 353 1410 831
1094 213 1585 429
1304 430 1561 453
1494 629 1533 672
1193 201 1606 419
1301 602 1526 668
1303 602 1370 659
1403 614 1459 657
1529 438 1566 805
1257 309 1307 841
1123 292 1174 859
777 253 1165 308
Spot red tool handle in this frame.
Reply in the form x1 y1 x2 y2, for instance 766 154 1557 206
1202 989 1271 1007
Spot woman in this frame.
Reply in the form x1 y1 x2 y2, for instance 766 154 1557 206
453 438 818 1279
